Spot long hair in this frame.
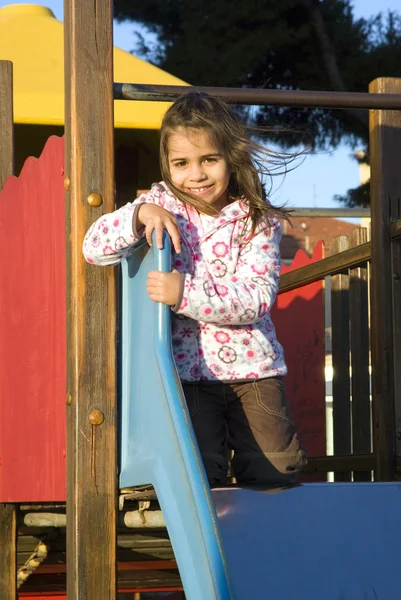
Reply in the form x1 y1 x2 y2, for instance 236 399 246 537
160 91 296 232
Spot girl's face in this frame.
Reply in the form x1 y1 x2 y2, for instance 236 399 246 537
167 128 230 211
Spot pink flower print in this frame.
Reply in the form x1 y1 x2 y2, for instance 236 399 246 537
199 304 214 319
239 308 256 322
260 358 274 373
199 322 210 333
212 242 229 258
91 233 101 247
239 283 252 296
239 243 252 256
113 218 120 227
86 256 95 264
214 331 231 344
258 303 268 318
103 226 109 234
251 263 268 275
216 284 229 297
198 347 204 357
231 298 241 313
251 276 267 285
262 243 270 252
242 338 250 346
245 349 258 361
211 259 227 278
179 297 188 311
103 245 114 255
221 314 233 323
190 364 202 379
218 345 237 364
227 370 240 380
210 364 224 376
115 236 128 250
175 352 189 364
175 259 184 268
219 308 226 314
245 372 259 379
203 281 217 297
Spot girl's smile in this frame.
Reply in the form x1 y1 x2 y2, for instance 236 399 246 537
168 128 231 211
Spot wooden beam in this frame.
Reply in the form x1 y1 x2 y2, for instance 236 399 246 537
35 560 178 575
64 1 117 599
0 61 14 189
330 236 351 482
303 454 375 474
0 504 17 600
279 242 371 294
348 228 372 481
0 59 16 600
369 78 401 480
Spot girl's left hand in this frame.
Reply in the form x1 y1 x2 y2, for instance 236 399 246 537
146 269 182 306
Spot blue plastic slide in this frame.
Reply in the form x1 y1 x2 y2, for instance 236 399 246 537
120 234 401 600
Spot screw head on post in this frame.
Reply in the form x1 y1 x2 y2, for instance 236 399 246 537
89 409 105 425
87 192 103 207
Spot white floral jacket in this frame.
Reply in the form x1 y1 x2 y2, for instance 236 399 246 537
83 182 287 382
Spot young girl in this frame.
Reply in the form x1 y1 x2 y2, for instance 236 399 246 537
83 92 306 486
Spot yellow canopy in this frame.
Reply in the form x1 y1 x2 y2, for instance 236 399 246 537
0 4 188 129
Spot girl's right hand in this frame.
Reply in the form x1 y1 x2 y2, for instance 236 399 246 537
137 203 182 254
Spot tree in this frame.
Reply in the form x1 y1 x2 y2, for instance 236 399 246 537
114 0 401 205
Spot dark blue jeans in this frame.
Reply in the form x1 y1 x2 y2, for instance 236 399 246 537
182 377 307 485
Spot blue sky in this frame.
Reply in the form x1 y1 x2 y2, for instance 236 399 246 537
1 0 400 211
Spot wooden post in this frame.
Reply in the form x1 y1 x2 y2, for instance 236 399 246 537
331 235 351 481
0 61 14 189
348 228 371 481
369 78 401 480
0 505 17 600
0 60 17 600
64 1 117 599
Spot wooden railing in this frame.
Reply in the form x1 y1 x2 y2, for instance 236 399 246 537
279 218 401 481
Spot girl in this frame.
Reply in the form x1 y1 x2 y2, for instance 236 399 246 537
83 92 306 486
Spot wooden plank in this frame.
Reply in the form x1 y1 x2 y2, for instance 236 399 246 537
34 561 178 575
0 61 14 189
0 67 14 560
64 1 117 600
390 218 401 240
0 504 17 600
303 454 374 474
331 235 351 481
0 136 66 503
279 241 371 294
348 228 372 481
369 78 401 480
393 240 401 457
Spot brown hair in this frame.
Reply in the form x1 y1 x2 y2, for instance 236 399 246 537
160 91 294 232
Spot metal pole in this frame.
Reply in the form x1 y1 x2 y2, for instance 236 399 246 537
114 82 401 110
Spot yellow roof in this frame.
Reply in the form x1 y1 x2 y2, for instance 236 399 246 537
0 4 189 129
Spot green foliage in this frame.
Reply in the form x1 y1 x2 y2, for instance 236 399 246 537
114 0 401 205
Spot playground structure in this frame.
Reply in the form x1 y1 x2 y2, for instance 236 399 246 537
0 1 401 598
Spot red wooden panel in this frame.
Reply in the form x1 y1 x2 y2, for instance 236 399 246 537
0 136 66 502
272 242 326 465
